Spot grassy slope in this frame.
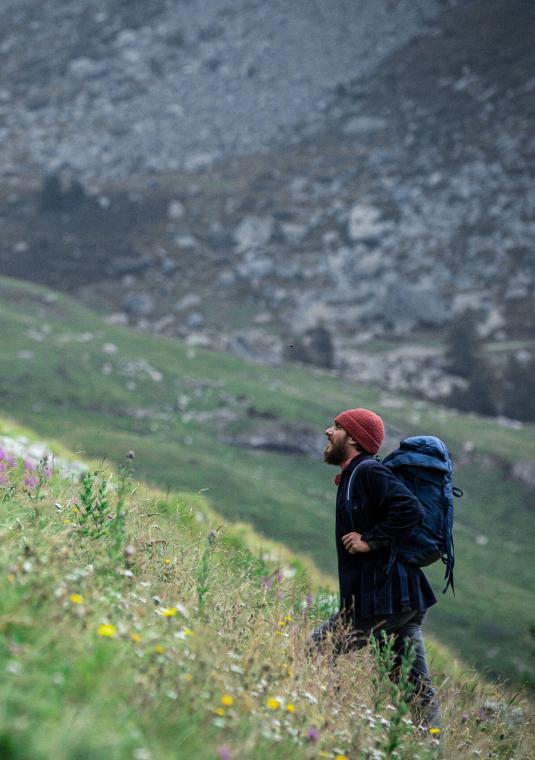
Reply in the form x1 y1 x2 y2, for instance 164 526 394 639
0 418 533 760
0 275 534 689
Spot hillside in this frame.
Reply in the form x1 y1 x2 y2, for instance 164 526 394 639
0 417 533 759
0 276 534 692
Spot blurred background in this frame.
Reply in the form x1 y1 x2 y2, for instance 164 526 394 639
0 0 534 690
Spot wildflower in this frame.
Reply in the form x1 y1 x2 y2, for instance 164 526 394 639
428 727 441 735
217 746 232 760
213 707 225 717
97 624 117 637
131 633 141 643
70 593 84 605
307 726 320 742
221 694 234 706
154 644 165 654
161 607 177 617
63 519 72 525
286 703 296 713
266 698 281 710
335 755 349 760
163 558 171 565
181 673 193 682
183 628 194 636
278 620 286 627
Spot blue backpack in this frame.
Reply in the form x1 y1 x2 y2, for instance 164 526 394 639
382 435 462 595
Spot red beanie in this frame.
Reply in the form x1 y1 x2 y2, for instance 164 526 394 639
335 408 385 454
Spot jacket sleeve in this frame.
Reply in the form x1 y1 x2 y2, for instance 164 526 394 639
358 462 424 548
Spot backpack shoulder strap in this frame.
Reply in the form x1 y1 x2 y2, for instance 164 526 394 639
345 455 380 503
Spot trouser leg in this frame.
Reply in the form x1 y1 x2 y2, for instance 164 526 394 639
309 610 442 730
389 613 442 730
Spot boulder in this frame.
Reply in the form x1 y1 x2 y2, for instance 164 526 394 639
234 216 274 252
347 203 388 243
121 292 154 317
381 284 449 331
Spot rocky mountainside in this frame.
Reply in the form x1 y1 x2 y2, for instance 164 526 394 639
0 0 447 180
1 0 534 417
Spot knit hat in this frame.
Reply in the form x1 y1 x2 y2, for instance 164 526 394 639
335 408 385 454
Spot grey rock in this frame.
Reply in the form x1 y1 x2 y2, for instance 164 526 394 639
234 216 274 252
510 460 535 489
342 116 387 135
381 284 449 331
347 203 388 243
122 292 154 317
167 200 185 220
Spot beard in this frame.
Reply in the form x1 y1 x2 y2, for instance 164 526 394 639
323 437 349 465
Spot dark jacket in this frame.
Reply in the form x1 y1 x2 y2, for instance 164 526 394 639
336 452 437 619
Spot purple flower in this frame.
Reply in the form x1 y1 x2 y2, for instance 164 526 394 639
217 746 232 760
275 570 284 584
0 475 8 486
305 594 315 608
307 726 320 742
0 449 5 460
6 456 16 468
24 475 39 490
24 459 36 472
260 576 273 590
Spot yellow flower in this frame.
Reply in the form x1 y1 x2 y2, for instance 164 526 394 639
73 507 79 513
183 628 194 636
286 666 294 677
221 694 234 706
429 727 441 735
266 698 281 710
284 615 292 622
335 755 349 760
275 630 283 637
182 673 193 682
278 620 286 627
70 593 84 605
97 624 117 637
213 707 225 716
161 607 177 617
130 633 141 643
154 644 165 654
63 519 72 525
163 558 171 565
286 703 296 713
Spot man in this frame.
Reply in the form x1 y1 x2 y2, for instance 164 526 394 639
311 407 442 731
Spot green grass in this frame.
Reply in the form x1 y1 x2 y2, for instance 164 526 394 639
0 274 534 690
0 421 532 759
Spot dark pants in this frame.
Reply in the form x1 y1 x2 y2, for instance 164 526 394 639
310 609 442 730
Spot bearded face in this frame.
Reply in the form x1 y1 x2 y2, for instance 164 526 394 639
323 429 352 465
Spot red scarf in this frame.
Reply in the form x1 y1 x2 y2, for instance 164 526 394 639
334 455 359 486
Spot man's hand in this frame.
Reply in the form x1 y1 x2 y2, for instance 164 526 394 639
342 532 371 554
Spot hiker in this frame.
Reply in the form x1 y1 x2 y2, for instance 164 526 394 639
311 407 442 731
